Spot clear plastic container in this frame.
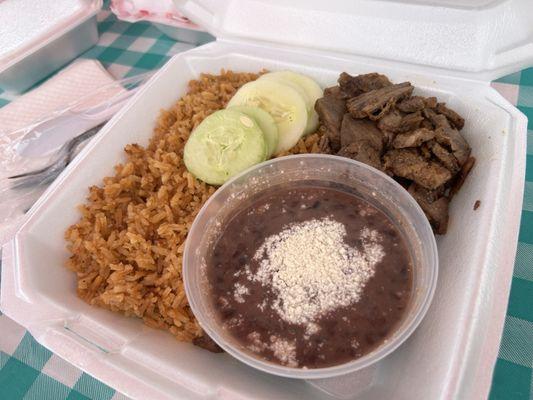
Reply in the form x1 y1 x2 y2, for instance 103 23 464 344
183 154 438 379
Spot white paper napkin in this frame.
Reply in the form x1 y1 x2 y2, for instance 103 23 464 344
0 59 119 134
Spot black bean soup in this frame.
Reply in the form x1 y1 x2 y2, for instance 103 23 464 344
206 185 413 368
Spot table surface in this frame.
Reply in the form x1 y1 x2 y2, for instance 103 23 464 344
0 7 532 400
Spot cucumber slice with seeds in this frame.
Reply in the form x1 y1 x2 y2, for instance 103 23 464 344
228 105 278 157
259 71 322 135
184 109 267 185
227 80 308 154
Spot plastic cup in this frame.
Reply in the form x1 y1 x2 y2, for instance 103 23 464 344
183 154 438 379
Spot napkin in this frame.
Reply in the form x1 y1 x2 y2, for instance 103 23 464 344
0 59 119 134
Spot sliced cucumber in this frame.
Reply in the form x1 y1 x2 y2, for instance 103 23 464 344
184 109 267 185
259 71 322 135
227 105 278 157
227 80 308 154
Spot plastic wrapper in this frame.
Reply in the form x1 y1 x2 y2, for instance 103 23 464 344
110 0 214 44
0 72 152 244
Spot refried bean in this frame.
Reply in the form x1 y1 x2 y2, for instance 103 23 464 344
206 185 413 368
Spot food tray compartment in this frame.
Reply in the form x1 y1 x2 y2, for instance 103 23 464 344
1 40 526 400
0 0 102 93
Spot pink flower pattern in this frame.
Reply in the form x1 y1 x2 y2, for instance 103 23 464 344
110 0 199 29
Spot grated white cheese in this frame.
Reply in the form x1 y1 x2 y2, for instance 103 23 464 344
233 282 249 303
257 299 267 312
305 322 320 336
218 296 230 309
246 332 298 367
247 218 384 327
269 336 298 368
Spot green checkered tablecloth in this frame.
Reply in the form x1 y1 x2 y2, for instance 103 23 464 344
0 6 532 400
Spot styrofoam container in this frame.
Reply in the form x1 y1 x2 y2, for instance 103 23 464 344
0 0 102 94
151 23 214 46
1 0 531 399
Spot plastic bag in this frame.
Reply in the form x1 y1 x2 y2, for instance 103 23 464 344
0 72 152 244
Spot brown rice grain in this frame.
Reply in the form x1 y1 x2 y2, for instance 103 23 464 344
64 70 326 343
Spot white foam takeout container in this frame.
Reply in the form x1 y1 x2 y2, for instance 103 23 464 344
0 0 102 94
1 0 532 399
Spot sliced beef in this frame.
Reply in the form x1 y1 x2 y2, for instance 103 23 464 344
398 112 424 133
383 148 452 190
313 72 474 236
430 141 459 173
318 134 332 154
381 130 396 148
397 96 437 113
423 197 450 234
324 85 345 99
420 142 432 159
449 156 476 198
392 128 435 148
436 102 465 130
377 109 403 132
423 108 451 129
346 82 414 120
378 110 424 134
193 334 224 353
435 126 470 166
421 119 434 130
315 96 346 130
426 97 438 109
397 96 425 113
416 182 446 201
408 183 449 234
338 142 382 171
315 95 346 151
318 125 340 152
338 72 392 97
394 176 414 190
340 114 383 150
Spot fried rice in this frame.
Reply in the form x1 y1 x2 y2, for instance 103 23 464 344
65 70 326 342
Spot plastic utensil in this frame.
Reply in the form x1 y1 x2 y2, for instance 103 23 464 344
0 72 152 234
15 72 152 158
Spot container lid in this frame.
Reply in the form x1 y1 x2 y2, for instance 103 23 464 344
0 0 102 73
173 0 533 81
